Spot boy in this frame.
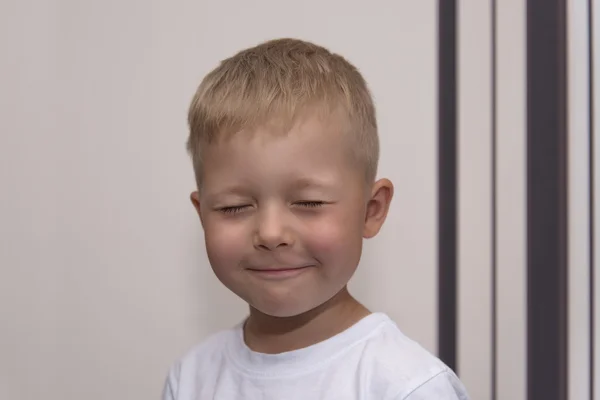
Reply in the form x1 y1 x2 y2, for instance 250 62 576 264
163 38 469 399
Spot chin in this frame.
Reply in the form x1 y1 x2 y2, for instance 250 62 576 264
247 287 348 319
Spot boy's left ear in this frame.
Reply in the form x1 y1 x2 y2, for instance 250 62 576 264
363 178 394 238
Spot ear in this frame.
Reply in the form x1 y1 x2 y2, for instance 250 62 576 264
363 178 394 238
190 191 204 225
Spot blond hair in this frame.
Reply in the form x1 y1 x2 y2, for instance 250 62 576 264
187 38 378 187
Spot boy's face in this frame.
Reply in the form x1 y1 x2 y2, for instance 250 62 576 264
191 115 392 318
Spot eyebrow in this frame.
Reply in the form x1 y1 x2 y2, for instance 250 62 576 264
202 185 251 203
202 177 338 203
290 177 337 190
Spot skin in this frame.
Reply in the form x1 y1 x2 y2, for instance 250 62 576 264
190 114 393 354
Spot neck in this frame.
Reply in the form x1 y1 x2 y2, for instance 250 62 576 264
243 287 370 354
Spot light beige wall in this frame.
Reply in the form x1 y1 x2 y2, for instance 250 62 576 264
0 1 439 399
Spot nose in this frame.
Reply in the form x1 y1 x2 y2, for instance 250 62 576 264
253 206 294 251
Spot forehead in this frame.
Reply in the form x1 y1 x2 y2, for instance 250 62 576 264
200 114 360 190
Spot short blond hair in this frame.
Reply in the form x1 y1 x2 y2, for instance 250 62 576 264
187 38 378 187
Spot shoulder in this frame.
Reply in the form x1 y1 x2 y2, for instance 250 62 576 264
163 327 236 398
359 316 469 399
180 328 234 366
360 318 445 385
398 369 470 400
172 326 234 372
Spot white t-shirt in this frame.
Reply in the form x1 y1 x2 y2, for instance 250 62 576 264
162 313 469 399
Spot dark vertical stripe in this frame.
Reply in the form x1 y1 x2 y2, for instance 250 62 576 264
588 0 596 398
437 0 457 373
491 0 498 399
526 0 569 399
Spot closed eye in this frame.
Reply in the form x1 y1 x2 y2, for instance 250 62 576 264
218 205 250 215
295 201 325 208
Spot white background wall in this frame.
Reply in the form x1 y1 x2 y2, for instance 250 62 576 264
0 1 439 399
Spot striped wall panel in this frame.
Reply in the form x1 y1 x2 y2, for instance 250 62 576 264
567 1 593 399
438 0 458 373
495 1 527 399
437 1 597 399
456 1 494 399
593 1 600 397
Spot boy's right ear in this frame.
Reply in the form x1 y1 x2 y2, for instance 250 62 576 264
190 191 203 224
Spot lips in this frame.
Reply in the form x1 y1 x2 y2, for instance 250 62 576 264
246 258 315 272
246 264 313 280
248 266 308 272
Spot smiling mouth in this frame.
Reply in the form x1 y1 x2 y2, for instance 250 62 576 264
246 265 313 279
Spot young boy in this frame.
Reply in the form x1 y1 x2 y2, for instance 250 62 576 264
163 38 469 399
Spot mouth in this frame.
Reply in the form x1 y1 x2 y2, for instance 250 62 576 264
246 265 313 280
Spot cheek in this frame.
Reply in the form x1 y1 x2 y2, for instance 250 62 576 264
203 218 248 268
304 210 364 257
